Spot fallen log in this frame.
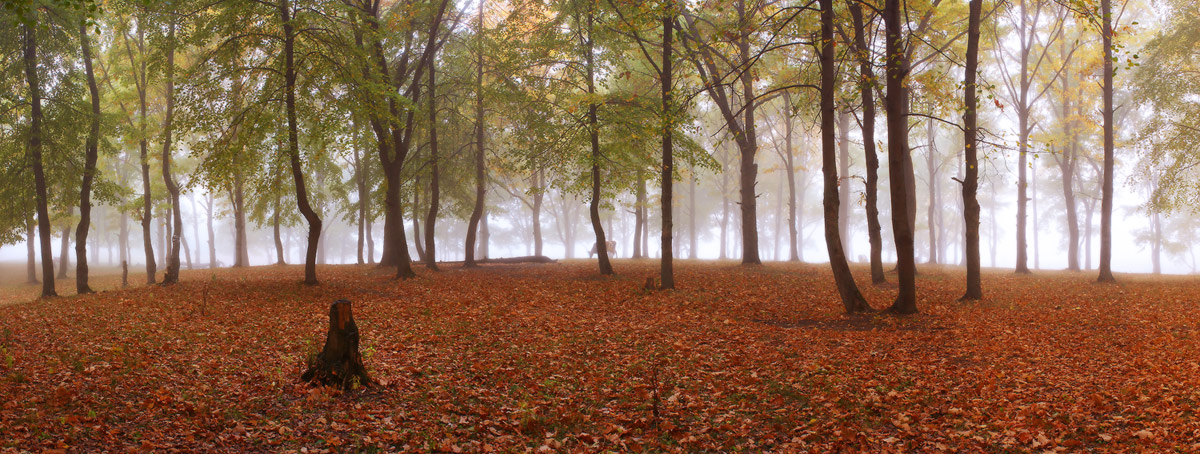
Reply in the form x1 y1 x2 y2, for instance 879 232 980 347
432 255 558 266
301 300 372 389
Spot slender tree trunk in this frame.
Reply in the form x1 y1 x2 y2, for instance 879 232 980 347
25 21 55 297
1032 163 1039 269
1151 207 1162 274
533 169 544 256
206 193 215 268
660 11 675 289
281 0 321 285
837 109 852 259
27 215 39 284
961 0 983 299
233 172 249 266
584 8 613 274
719 165 728 260
783 91 799 262
1061 73 1080 271
821 0 871 313
412 177 425 262
1097 0 1116 282
884 0 917 313
848 1 886 284
274 193 285 265
129 20 156 285
425 62 441 270
926 119 938 264
353 120 366 265
633 169 645 258
689 167 698 259
75 22 100 294
465 0 486 268
57 211 71 280
161 21 183 285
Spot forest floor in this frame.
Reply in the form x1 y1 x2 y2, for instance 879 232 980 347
1 260 1198 453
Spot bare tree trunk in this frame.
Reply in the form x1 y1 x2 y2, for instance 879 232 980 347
412 177 425 262
633 170 645 258
584 7 613 275
926 119 938 264
161 21 183 285
206 193 216 268
281 0 321 285
689 167 698 260
425 62 441 270
353 119 366 265
837 109 852 259
660 11 675 289
783 91 799 262
1060 75 1081 271
232 171 249 266
25 22 56 291
1097 0 1116 282
821 0 871 313
848 1 886 284
27 215 39 284
127 17 156 285
57 210 71 280
76 21 101 294
883 0 917 313
960 0 983 299
533 169 544 257
465 0 487 268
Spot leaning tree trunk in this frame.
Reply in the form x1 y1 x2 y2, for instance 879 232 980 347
75 21 100 294
584 8 613 275
821 0 871 313
960 0 983 300
424 62 441 271
301 300 372 389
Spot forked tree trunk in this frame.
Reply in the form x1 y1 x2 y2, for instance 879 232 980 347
847 0 886 284
301 300 372 389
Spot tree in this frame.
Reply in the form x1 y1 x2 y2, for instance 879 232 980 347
883 0 917 314
23 14 57 298
846 0 886 284
1096 0 1116 283
821 0 871 313
961 0 983 300
75 14 101 294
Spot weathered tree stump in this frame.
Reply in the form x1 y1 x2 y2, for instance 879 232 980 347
301 300 372 389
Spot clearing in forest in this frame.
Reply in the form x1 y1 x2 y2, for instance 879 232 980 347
0 261 1197 452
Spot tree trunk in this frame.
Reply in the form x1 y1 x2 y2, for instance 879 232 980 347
837 109 852 259
533 169 544 257
131 20 156 285
233 171 249 267
926 119 938 264
584 7 613 275
26 215 39 284
1060 73 1080 271
161 21 183 285
689 168 698 260
465 0 489 267
883 0 917 313
412 177 425 262
273 193 285 265
57 211 71 280
783 91 799 262
961 0 983 299
847 1 886 284
206 193 216 268
75 21 100 294
821 0 871 313
633 169 645 259
281 0 322 285
659 12 675 289
301 300 372 389
425 62 441 270
353 119 366 265
1097 0 1115 282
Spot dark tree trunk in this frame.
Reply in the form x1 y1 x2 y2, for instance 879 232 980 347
281 0 322 285
961 0 983 300
161 21 183 285
24 20 56 296
821 0 871 313
233 171 249 267
1097 0 1115 283
584 7 613 275
76 21 100 294
424 62 441 270
302 300 372 389
883 0 917 313
127 20 156 285
660 12 675 289
465 0 486 268
412 177 425 262
847 1 886 284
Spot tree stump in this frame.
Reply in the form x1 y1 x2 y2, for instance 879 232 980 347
301 300 372 389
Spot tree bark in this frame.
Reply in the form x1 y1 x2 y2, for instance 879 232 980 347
837 109 852 259
465 0 487 268
847 1 886 284
821 0 871 313
1097 0 1115 282
75 21 101 294
660 11 675 289
161 21 183 285
633 169 645 258
232 171 249 267
24 20 55 302
281 0 322 285
424 62 441 270
883 0 917 313
533 169 544 257
58 210 71 280
301 300 372 389
783 91 799 262
961 0 983 299
26 215 38 284
926 119 938 264
1059 72 1080 271
206 193 216 268
584 6 613 275
412 177 425 262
